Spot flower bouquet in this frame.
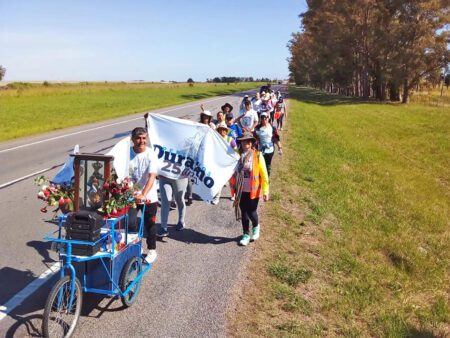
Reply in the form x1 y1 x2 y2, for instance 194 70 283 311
101 174 137 217
35 175 75 214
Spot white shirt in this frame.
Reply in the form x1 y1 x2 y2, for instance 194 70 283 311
252 98 262 113
129 147 158 202
239 109 259 131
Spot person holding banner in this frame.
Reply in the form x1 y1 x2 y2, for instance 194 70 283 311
230 132 269 246
199 105 216 129
128 127 159 264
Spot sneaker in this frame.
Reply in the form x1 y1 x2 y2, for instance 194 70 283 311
157 229 169 237
239 234 251 246
176 221 185 231
144 250 157 264
186 198 193 206
211 198 219 205
252 225 260 241
230 195 235 201
170 201 177 210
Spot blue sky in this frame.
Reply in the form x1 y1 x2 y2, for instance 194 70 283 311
0 0 307 82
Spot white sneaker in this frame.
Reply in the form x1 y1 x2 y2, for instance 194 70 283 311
230 195 235 201
239 234 251 246
144 250 157 264
252 225 260 241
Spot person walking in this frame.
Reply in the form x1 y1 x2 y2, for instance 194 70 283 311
237 100 258 132
251 92 262 118
221 102 233 116
225 112 243 140
210 122 238 205
230 132 269 246
200 104 216 129
128 127 159 263
215 110 225 125
270 92 278 125
254 112 282 176
158 176 188 237
274 97 287 130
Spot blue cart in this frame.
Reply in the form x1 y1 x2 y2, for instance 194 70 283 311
42 208 151 338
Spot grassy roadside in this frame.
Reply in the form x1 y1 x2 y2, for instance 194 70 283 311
228 87 449 337
0 82 263 141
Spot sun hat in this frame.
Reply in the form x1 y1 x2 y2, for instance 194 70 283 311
201 110 213 117
216 122 229 131
237 131 256 143
221 103 233 112
225 112 234 120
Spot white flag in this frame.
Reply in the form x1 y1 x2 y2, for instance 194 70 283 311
106 136 130 181
147 114 239 201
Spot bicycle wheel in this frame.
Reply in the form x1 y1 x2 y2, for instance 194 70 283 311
120 256 142 307
42 275 82 338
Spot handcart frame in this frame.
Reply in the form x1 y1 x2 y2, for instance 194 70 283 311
42 206 151 338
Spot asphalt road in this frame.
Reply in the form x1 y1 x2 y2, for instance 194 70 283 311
0 86 284 337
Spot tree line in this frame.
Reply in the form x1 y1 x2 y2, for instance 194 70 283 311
206 77 275 83
288 0 449 103
0 65 6 81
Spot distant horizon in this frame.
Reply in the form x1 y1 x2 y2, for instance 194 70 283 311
0 78 286 84
0 1 307 82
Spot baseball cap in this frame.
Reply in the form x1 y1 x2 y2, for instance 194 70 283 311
225 112 234 120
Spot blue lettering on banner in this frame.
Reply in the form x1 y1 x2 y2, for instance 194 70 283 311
153 144 215 189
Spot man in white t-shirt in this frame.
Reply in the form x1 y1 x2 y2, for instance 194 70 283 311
129 127 159 264
237 99 259 132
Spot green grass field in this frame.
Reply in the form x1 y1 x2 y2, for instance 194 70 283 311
229 87 449 337
0 82 262 141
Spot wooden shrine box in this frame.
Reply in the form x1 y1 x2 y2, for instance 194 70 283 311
71 154 114 212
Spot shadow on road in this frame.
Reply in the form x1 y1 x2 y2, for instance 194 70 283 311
168 228 239 245
0 267 36 305
4 313 43 338
26 240 55 264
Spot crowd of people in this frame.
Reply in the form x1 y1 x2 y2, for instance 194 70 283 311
132 89 287 263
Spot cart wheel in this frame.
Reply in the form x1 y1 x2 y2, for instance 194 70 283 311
42 276 82 338
120 256 142 307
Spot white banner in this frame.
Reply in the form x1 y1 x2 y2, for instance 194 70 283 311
147 114 240 201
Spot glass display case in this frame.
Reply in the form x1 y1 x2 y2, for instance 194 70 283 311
71 154 114 212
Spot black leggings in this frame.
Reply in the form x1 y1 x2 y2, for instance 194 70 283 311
239 192 259 235
263 152 274 176
128 202 158 250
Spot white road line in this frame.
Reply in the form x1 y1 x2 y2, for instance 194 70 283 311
0 165 61 189
0 263 60 321
0 96 228 154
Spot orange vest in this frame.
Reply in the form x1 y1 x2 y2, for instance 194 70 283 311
230 150 262 199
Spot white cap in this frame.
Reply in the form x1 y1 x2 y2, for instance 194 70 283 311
201 110 212 117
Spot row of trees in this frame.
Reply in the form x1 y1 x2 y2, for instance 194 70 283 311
206 77 275 83
0 65 6 81
288 0 449 103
